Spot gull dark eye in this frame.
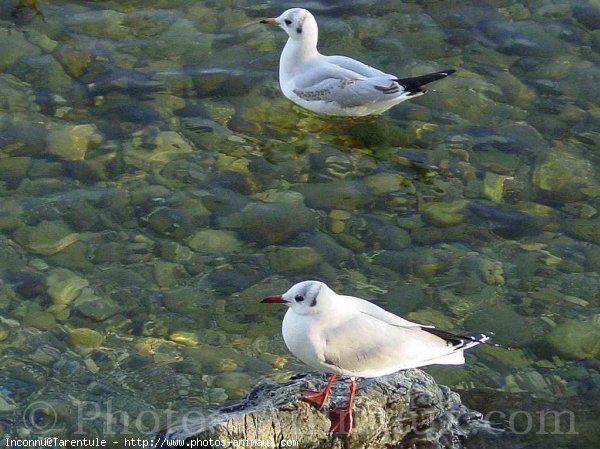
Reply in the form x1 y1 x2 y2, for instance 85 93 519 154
294 295 304 302
284 19 292 26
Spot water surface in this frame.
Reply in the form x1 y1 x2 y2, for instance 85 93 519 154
0 0 599 447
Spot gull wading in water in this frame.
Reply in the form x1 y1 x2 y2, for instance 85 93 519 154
262 280 492 436
261 8 455 117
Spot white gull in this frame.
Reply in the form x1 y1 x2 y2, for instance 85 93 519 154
262 280 491 435
261 8 455 117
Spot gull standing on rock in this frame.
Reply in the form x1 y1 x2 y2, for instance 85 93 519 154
261 8 455 117
262 280 492 436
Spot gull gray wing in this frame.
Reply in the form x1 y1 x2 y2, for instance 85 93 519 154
342 295 428 329
292 76 408 108
326 55 392 78
321 313 461 376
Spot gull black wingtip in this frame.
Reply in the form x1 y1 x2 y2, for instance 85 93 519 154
396 69 457 96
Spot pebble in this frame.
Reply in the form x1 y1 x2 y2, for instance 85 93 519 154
46 123 102 161
72 288 120 321
169 331 199 347
187 229 242 253
420 199 468 227
267 246 323 273
22 310 56 331
45 268 89 305
547 319 600 360
69 327 105 348
14 221 79 256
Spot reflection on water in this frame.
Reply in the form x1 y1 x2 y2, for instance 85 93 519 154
0 0 599 446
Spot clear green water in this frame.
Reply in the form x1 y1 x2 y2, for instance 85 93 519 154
0 0 599 447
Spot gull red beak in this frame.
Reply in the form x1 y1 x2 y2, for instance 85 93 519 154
262 295 287 304
260 18 278 25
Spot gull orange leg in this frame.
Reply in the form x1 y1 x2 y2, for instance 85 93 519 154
302 374 337 410
329 377 357 436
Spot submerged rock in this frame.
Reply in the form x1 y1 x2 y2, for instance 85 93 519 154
267 246 323 273
68 327 104 348
219 201 316 246
46 123 102 161
0 27 41 71
45 268 89 305
293 181 370 211
532 147 596 202
420 199 468 227
464 305 532 347
547 319 600 360
187 229 242 253
157 370 494 449
14 220 79 256
72 288 120 321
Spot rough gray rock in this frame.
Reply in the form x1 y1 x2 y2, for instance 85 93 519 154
158 370 497 449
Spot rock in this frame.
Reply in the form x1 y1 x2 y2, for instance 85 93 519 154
219 201 315 246
0 322 9 341
72 288 120 321
214 372 254 399
0 74 38 113
293 181 370 210
22 310 56 331
363 173 406 195
565 219 600 244
45 268 89 305
187 229 242 253
70 9 128 37
46 123 102 161
0 27 41 71
468 202 540 239
8 54 73 92
144 18 212 61
0 156 31 189
572 3 600 30
54 44 93 79
48 241 93 271
293 232 355 267
533 147 596 202
157 370 492 449
169 331 199 347
68 327 104 348
420 199 468 227
461 256 505 286
464 305 532 347
267 246 323 273
163 286 214 316
0 395 16 413
153 261 189 288
547 319 600 360
159 241 194 264
14 220 79 256
483 172 514 203
124 131 193 168
146 207 195 239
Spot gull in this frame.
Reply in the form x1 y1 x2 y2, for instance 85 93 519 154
262 280 491 436
261 8 455 117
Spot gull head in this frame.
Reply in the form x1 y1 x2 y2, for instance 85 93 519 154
261 8 318 42
262 280 333 316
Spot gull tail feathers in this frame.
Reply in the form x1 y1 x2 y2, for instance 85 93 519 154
396 69 456 96
421 327 503 350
